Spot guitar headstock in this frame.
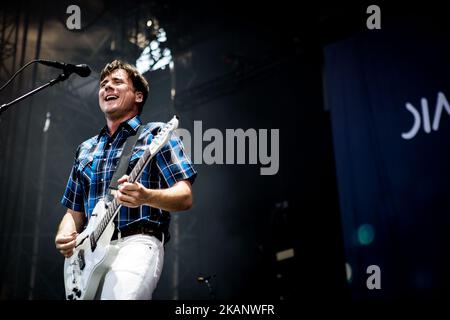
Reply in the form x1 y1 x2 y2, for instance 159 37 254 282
149 115 179 155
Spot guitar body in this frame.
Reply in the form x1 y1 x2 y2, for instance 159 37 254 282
64 200 117 300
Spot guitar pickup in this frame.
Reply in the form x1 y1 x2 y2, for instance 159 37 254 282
78 250 86 270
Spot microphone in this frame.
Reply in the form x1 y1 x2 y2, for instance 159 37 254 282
38 59 91 77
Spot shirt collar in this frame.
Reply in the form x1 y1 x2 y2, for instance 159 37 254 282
97 115 142 141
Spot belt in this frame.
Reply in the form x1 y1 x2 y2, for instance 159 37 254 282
111 225 164 243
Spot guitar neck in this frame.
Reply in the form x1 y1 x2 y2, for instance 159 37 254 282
128 148 152 184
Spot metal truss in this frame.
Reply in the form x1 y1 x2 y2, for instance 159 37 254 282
0 5 20 80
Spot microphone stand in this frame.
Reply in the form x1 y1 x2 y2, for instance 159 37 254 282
0 71 71 115
204 278 215 300
197 275 216 300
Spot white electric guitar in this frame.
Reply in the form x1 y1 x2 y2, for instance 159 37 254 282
63 116 179 300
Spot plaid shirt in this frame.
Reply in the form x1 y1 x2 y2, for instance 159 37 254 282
61 115 196 240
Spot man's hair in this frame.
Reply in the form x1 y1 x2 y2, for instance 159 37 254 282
100 60 149 114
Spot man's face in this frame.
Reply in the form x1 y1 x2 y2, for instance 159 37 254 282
98 69 142 119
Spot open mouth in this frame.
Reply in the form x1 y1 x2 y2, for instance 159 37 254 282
105 95 118 101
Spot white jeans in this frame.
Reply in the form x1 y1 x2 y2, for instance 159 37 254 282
96 234 164 300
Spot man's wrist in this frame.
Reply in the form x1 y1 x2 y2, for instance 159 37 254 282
57 228 76 236
145 187 154 206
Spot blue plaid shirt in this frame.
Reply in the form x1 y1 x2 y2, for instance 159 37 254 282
61 115 196 240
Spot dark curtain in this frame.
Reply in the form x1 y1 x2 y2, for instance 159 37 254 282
324 15 450 300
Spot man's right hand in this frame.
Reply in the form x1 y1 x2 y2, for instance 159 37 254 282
55 231 78 258
55 209 84 258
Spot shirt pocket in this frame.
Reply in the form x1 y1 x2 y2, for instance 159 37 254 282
78 155 94 184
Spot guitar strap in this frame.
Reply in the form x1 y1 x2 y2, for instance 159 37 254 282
107 125 144 196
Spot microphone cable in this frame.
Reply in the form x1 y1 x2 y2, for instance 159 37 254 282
0 59 40 92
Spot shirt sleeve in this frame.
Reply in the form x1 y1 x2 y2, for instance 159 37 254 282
60 145 85 214
155 132 197 188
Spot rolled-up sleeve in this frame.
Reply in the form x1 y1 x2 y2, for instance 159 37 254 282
156 133 197 187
